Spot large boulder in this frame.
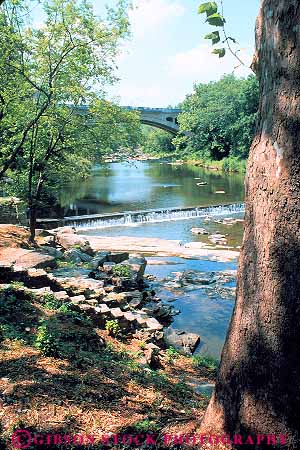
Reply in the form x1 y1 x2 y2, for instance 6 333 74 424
176 270 217 286
208 233 228 245
90 251 110 269
35 229 54 237
107 252 129 264
64 248 93 264
39 246 64 259
56 234 93 255
164 328 200 355
125 256 147 282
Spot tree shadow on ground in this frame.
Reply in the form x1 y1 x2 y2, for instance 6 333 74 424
0 286 205 450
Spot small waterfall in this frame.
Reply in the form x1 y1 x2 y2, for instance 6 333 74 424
63 202 245 230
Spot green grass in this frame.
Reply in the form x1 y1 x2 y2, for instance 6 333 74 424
185 155 247 173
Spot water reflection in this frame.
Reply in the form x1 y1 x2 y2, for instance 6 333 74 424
59 161 244 217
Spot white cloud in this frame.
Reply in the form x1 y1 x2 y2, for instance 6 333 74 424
110 83 167 107
129 0 186 39
111 44 254 107
168 44 253 85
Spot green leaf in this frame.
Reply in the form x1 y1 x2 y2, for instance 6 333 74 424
206 13 226 27
212 48 226 58
204 31 220 45
198 2 218 17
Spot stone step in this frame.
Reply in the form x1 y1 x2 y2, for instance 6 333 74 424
53 291 69 301
84 299 99 306
26 269 51 288
92 304 111 326
28 287 52 299
70 295 87 305
129 298 142 309
110 307 124 319
133 313 149 327
53 277 105 298
104 292 128 305
145 317 164 331
123 311 137 324
95 304 110 314
78 304 94 313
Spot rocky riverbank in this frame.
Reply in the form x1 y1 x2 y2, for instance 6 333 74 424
0 224 220 449
0 226 203 356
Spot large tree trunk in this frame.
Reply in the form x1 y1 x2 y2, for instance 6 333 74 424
200 1 300 448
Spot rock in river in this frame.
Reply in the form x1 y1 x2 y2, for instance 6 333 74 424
164 328 200 355
175 270 217 286
191 227 208 235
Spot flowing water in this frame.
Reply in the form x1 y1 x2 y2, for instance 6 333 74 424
60 160 245 358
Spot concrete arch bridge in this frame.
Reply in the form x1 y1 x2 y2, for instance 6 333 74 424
124 106 181 134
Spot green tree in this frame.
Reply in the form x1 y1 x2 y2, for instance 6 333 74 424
141 125 175 156
174 74 259 162
0 0 140 241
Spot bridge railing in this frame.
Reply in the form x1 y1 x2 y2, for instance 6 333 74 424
122 106 182 113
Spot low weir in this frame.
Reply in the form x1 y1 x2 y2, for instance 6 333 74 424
37 202 245 230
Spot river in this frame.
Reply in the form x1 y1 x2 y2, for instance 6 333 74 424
61 160 245 358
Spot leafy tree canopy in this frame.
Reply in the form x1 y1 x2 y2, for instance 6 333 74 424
0 0 140 240
174 74 259 161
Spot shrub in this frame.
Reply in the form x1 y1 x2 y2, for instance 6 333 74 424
35 323 60 357
105 319 121 337
166 346 179 363
58 302 74 314
112 264 131 278
138 340 146 350
0 324 26 343
10 281 25 289
221 156 246 173
192 354 219 371
132 419 160 433
43 293 62 310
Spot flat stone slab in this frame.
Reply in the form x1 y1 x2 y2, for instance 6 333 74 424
145 317 164 331
0 248 56 270
54 277 105 298
85 235 239 262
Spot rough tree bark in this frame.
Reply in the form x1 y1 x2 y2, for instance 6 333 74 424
200 1 300 449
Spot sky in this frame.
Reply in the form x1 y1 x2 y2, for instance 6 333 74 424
104 0 261 107
32 0 261 107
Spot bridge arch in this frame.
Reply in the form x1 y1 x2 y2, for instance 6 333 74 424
141 119 178 135
124 106 181 134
